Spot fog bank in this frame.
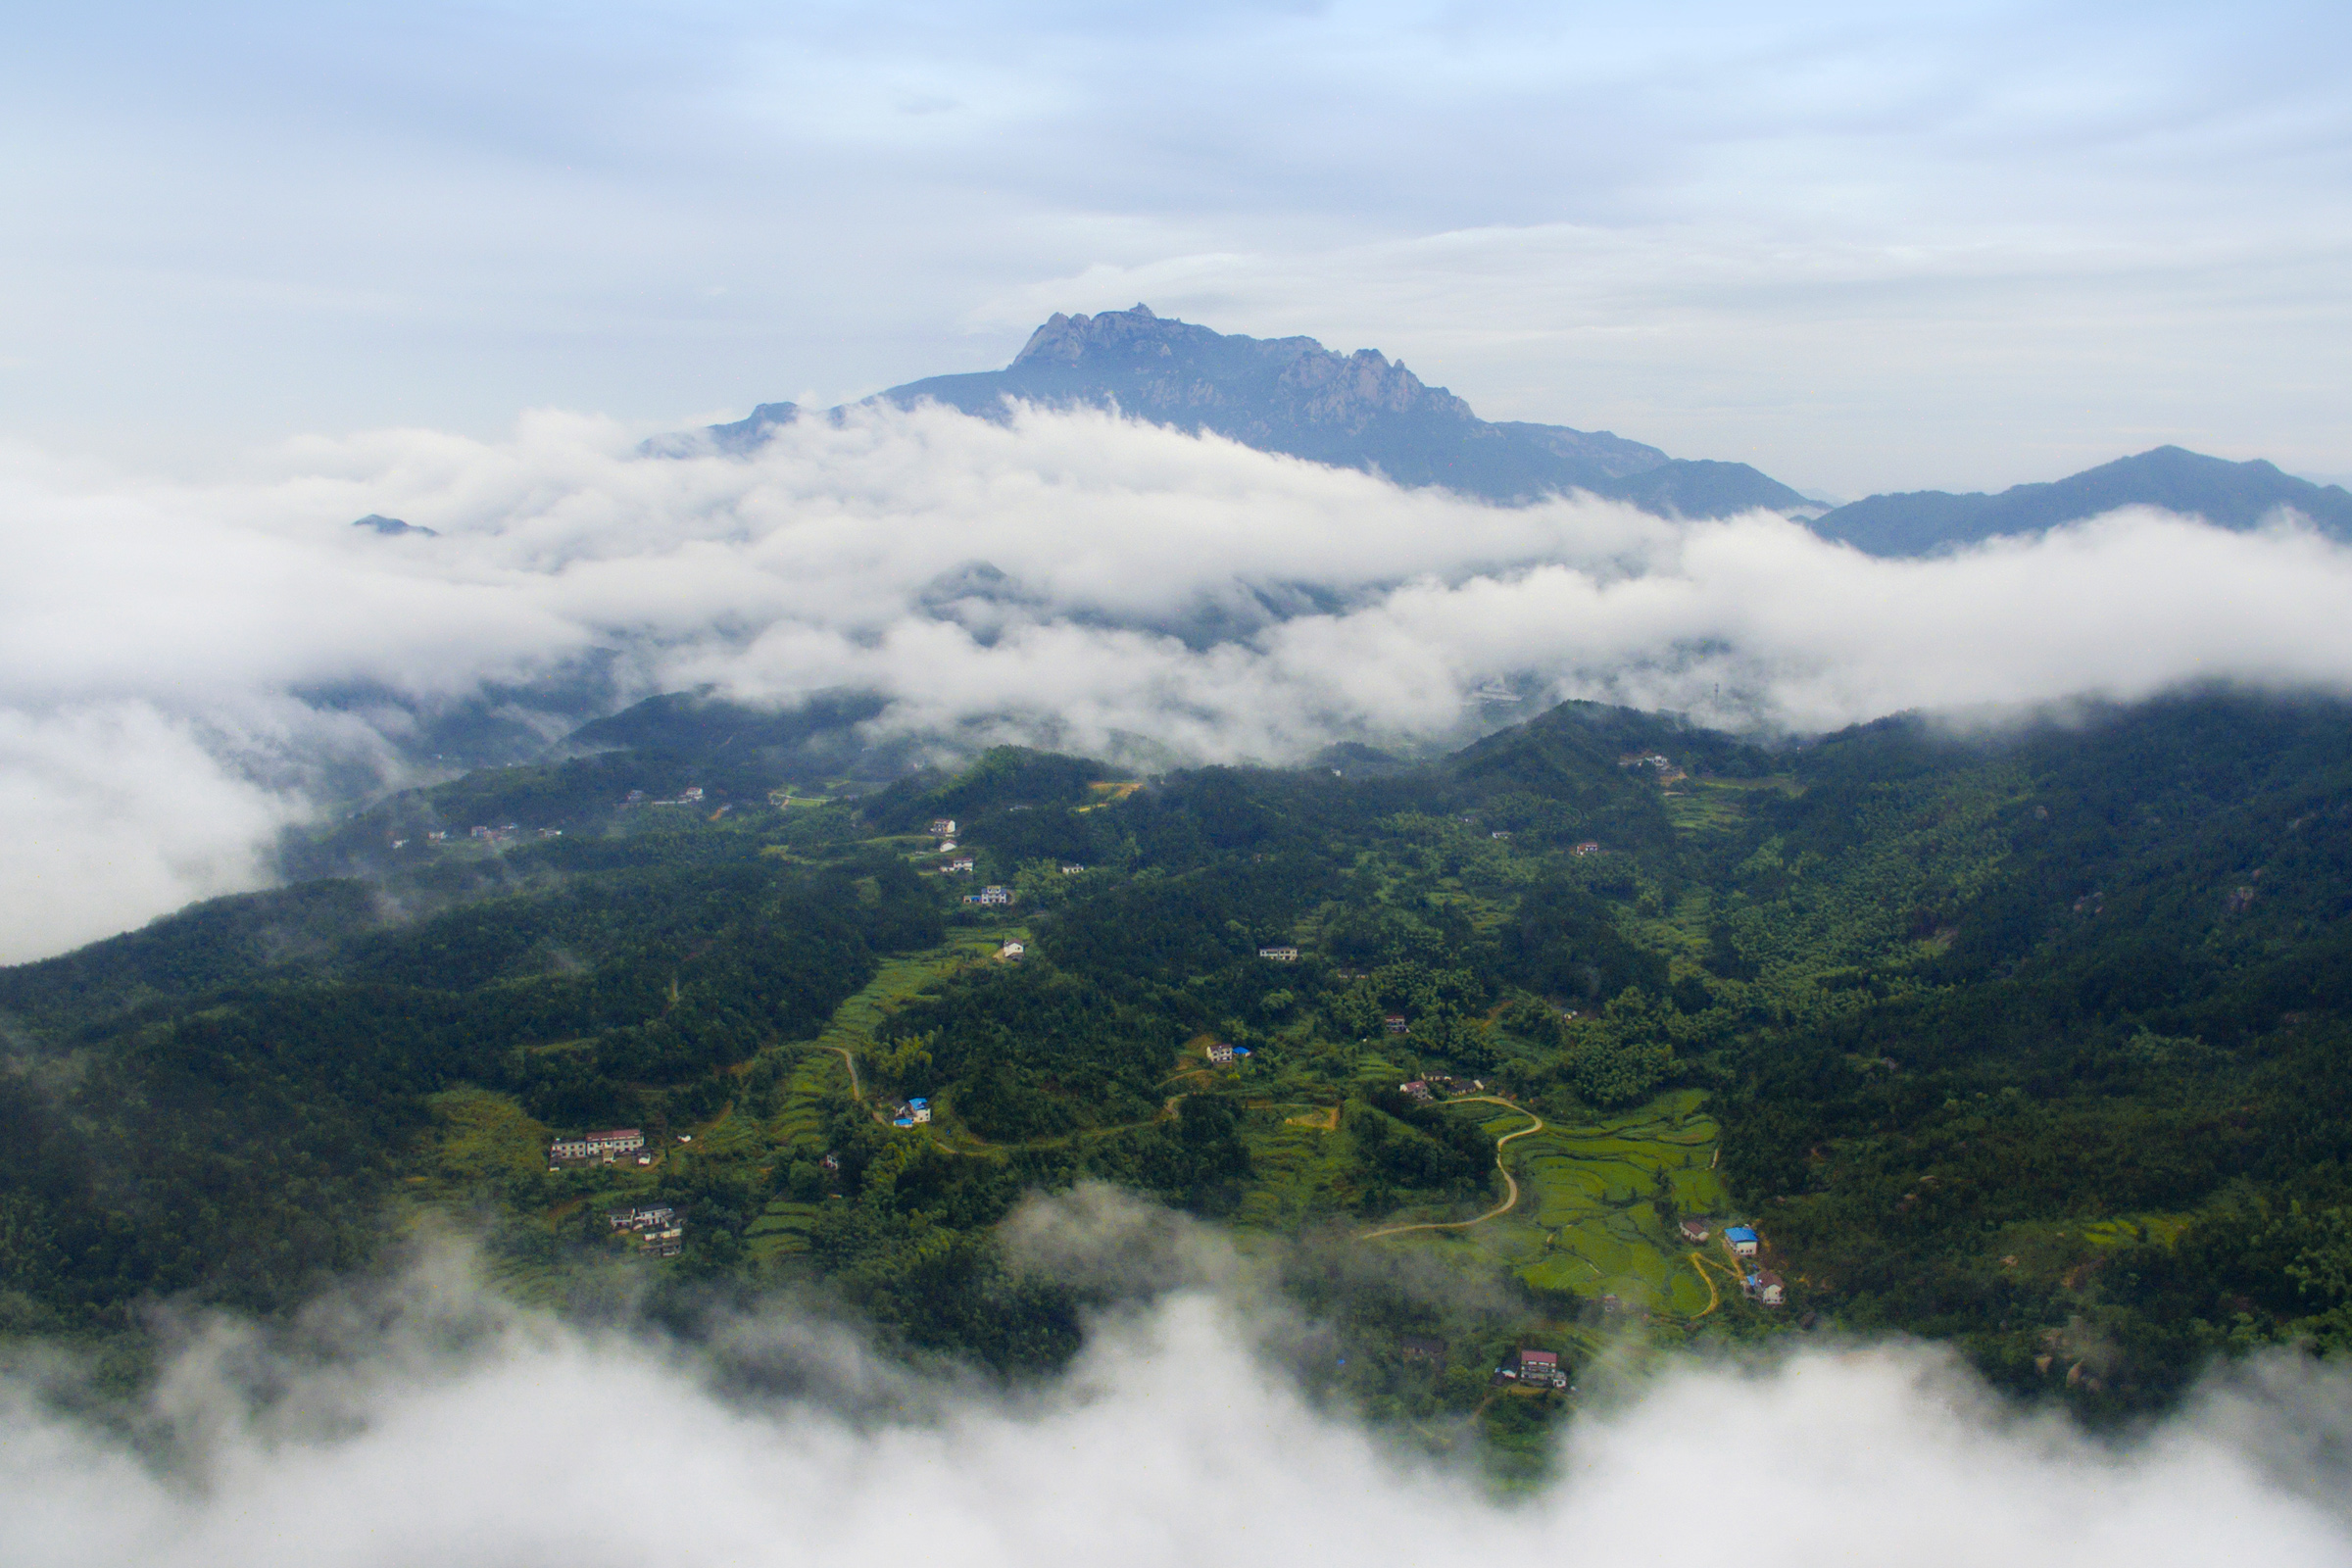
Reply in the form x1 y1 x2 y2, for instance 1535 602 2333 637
6 403 2352 957
5 1237 2351 1568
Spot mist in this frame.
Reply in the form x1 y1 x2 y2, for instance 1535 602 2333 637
6 401 2352 959
7 1212 2352 1568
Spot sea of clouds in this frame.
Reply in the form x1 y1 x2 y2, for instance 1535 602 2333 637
8 1196 2352 1568
5 399 2352 961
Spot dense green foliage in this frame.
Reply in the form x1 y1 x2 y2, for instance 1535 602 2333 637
9 686 2352 1425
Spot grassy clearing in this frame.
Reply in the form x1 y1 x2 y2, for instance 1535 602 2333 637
2081 1213 2193 1249
1664 776 1799 835
760 922 1025 1150
417 1087 552 1191
1369 1089 1727 1318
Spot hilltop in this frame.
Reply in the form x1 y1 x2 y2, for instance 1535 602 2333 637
700 305 1811 518
1811 446 2352 557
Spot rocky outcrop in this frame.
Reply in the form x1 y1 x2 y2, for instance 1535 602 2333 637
689 305 1813 517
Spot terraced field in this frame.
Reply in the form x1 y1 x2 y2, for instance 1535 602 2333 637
1366 1089 1729 1317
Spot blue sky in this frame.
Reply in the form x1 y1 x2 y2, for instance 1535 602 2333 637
4 1 2348 494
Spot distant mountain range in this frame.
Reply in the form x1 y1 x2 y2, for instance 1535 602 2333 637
697 305 1810 519
681 307 2348 549
1811 446 2352 557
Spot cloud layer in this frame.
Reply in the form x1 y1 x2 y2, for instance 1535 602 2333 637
5 401 2352 958
6 1228 2352 1568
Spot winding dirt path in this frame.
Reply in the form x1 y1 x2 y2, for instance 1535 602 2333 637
1358 1097 1544 1241
1689 1252 1723 1317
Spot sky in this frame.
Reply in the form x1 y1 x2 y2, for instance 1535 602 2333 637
5 1 2350 496
10 1201 2352 1568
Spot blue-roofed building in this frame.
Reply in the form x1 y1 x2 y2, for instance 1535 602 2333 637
1725 1225 1760 1256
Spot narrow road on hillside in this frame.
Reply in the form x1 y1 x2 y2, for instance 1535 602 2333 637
1358 1097 1544 1241
1689 1252 1722 1317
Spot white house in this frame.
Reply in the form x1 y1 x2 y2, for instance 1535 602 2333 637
1205 1040 1236 1065
1258 945 1299 961
930 818 957 836
1000 941 1025 960
964 885 1011 906
1725 1225 1761 1257
551 1128 646 1162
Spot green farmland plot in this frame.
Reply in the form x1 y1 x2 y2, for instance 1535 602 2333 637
1369 1090 1727 1319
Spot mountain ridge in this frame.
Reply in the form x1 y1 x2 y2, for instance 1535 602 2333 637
700 305 1811 518
1811 445 2352 557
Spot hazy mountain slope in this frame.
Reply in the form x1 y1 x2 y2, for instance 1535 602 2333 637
1813 446 2352 557
708 306 1811 517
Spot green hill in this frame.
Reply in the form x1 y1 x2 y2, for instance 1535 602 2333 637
8 686 2352 1432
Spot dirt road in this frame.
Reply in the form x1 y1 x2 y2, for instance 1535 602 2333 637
1358 1097 1544 1241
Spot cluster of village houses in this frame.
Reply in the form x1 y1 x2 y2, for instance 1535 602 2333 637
623 785 707 808
890 1098 932 1127
396 824 565 849
607 1204 685 1256
1203 1040 1255 1065
1494 1347 1569 1390
1679 1219 1786 1306
1617 752 1689 789
548 1127 651 1167
1396 1074 1483 1103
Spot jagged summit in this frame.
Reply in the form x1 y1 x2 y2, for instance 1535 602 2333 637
698 306 1810 518
986 303 1484 441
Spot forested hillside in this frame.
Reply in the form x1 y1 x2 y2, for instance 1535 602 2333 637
6 686 2352 1442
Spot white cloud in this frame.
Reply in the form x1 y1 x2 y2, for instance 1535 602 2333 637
4 403 2352 959
5 1232 2350 1568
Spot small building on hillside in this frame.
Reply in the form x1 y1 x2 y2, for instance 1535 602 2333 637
964 885 1012 906
1725 1225 1761 1256
1060 863 1086 874
608 1204 676 1233
945 857 975 873
930 818 957 836
551 1128 646 1163
1384 1014 1408 1034
1573 841 1602 857
1399 1080 1434 1103
1205 1040 1236 1065
643 1224 684 1257
679 786 704 803
1258 945 1299 961
1747 1269 1786 1307
999 941 1025 960
1491 830 1511 841
1499 1348 1565 1389
1679 1218 1712 1243
938 838 957 852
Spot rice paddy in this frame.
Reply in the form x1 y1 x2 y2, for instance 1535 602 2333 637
1364 1089 1729 1318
